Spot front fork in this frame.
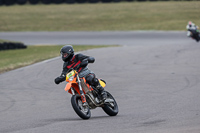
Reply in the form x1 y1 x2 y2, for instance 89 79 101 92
76 75 87 104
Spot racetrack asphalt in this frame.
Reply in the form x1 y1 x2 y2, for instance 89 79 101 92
0 31 200 133
0 31 192 45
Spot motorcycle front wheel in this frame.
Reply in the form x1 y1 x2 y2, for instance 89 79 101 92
71 94 91 120
102 91 118 116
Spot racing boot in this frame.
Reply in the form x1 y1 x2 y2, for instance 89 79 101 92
96 85 107 101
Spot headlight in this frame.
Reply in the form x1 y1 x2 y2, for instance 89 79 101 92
68 76 74 81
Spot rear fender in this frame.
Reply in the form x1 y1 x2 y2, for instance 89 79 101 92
99 79 106 88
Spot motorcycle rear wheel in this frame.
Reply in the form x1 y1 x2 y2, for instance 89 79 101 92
71 94 91 120
102 91 118 116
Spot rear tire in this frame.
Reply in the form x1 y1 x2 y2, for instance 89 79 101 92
71 95 91 120
102 91 118 116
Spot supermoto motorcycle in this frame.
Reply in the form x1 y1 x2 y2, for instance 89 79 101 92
187 29 200 42
64 67 118 119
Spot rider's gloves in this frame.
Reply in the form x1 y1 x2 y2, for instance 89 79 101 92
88 57 95 63
54 76 65 84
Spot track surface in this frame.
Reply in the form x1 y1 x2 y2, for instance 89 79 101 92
0 31 190 45
0 31 200 133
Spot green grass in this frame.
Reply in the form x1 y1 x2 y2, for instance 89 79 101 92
0 39 10 43
0 45 114 73
0 1 199 31
0 1 199 73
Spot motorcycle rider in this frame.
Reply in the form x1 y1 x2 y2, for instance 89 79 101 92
186 21 199 37
54 45 107 101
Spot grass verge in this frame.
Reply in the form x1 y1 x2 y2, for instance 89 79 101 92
0 45 114 74
0 39 11 43
0 1 199 31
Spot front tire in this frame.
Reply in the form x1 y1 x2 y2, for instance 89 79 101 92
71 95 91 120
102 91 118 116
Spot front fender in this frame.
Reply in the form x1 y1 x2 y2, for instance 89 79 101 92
64 82 80 94
65 82 72 91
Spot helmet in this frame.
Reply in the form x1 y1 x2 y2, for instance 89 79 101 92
188 21 192 27
60 45 74 62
